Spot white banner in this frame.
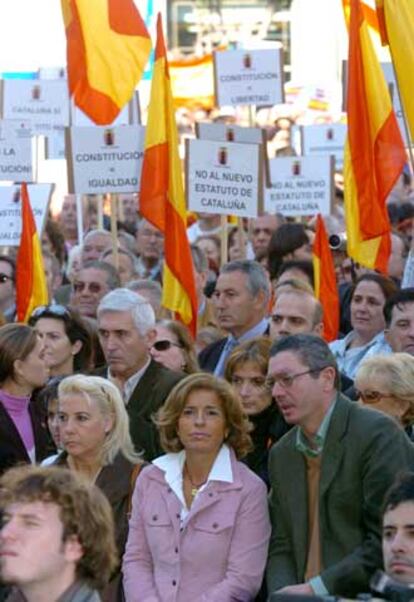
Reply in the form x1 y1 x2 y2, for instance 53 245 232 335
0 183 53 245
0 120 33 182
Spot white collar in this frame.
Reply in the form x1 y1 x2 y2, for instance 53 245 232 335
108 357 151 404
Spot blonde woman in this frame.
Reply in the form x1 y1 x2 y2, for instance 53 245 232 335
54 374 144 602
355 353 414 438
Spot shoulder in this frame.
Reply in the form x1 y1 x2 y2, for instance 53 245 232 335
146 360 185 388
198 337 226 363
233 458 268 494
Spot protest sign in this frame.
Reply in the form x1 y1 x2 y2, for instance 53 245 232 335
186 138 262 218
0 183 53 245
0 120 33 182
300 123 346 169
66 125 145 194
213 48 283 108
264 155 333 216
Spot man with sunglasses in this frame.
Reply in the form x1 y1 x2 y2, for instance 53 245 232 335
70 261 120 319
266 334 414 599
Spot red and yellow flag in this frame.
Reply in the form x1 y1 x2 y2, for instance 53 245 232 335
16 184 48 323
375 0 414 141
312 215 339 342
61 0 151 125
140 14 198 336
344 0 405 273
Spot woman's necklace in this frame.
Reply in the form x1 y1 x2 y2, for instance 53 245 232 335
184 463 208 498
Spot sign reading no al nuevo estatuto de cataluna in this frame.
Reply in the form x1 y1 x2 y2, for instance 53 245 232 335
66 125 145 195
186 138 262 218
213 48 284 108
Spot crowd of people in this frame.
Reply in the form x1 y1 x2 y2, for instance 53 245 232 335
1 108 414 601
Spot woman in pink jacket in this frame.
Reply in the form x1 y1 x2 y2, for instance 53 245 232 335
123 373 271 602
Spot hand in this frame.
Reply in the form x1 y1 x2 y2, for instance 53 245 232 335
277 583 314 595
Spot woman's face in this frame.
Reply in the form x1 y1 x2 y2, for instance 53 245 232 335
150 325 186 372
58 393 113 461
351 280 386 339
46 397 61 448
230 360 272 415
15 339 49 390
34 318 80 375
357 373 410 424
177 389 227 458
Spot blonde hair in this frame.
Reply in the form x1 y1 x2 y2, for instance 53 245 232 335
58 374 141 465
155 373 253 459
355 353 414 426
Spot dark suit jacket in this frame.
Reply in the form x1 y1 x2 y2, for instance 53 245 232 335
267 394 414 597
0 400 50 475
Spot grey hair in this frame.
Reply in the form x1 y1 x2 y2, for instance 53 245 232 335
58 374 141 465
81 260 121 290
220 259 271 304
269 334 339 389
97 288 155 335
191 244 208 273
83 229 112 243
101 247 138 274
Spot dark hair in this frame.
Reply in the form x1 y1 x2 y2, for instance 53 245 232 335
383 472 414 514
0 324 38 383
384 288 414 327
270 333 339 389
277 259 315 288
28 306 93 372
225 337 272 381
350 273 397 304
268 223 310 280
0 465 118 590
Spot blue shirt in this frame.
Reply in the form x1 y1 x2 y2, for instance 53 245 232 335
213 318 269 377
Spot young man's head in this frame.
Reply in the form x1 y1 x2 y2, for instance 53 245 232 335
384 289 414 355
382 473 414 586
0 465 117 600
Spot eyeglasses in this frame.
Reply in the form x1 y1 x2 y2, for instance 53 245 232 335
73 281 104 294
357 390 395 404
30 304 70 320
152 340 182 352
265 369 319 390
0 273 13 284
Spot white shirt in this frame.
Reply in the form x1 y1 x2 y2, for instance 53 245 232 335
153 444 233 521
108 357 151 404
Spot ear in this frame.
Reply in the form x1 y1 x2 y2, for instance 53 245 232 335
320 366 337 392
13 359 24 381
252 288 267 310
313 322 324 337
63 534 84 563
103 412 114 435
71 340 83 356
145 328 157 349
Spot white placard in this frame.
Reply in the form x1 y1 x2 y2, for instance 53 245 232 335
214 48 284 108
71 91 141 126
196 122 264 144
186 138 262 218
45 127 66 160
0 120 33 182
1 80 69 134
0 183 53 245
300 123 346 169
265 155 333 217
67 125 145 194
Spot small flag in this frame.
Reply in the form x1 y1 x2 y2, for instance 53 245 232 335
313 215 339 342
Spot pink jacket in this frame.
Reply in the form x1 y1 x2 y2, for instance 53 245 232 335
122 451 270 602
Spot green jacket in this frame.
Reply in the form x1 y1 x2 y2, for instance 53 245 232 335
267 394 414 597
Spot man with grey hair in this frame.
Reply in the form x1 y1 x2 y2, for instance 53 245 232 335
135 219 164 281
199 259 270 376
97 288 183 460
81 229 112 264
70 260 121 319
126 279 163 319
266 334 414 599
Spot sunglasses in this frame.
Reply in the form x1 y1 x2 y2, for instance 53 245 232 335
357 390 395 404
152 340 182 352
30 304 70 320
73 281 104 294
0 273 13 284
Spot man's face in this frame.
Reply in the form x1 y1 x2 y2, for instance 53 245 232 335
270 293 321 340
82 233 111 264
0 260 15 310
213 270 266 337
386 302 414 354
267 351 332 429
383 502 414 585
388 235 406 280
98 310 155 380
136 222 164 263
250 215 279 258
71 267 111 318
0 501 81 590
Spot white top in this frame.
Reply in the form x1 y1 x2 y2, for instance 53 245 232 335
108 357 151 404
153 444 233 521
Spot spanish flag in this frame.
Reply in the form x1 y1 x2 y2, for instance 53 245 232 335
375 0 414 141
16 184 48 323
344 0 405 273
313 215 339 342
61 0 151 125
140 14 198 336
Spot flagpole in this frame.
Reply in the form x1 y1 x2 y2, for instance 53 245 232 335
110 193 119 271
76 194 84 246
97 195 104 229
